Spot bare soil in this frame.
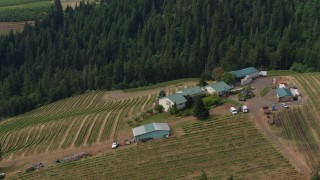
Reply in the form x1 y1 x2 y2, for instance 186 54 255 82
247 76 311 179
0 21 34 35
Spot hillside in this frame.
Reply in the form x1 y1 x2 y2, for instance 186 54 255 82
1 0 320 117
0 80 197 165
9 114 303 179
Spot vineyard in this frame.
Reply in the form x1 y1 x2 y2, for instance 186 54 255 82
0 81 197 160
270 73 320 169
0 91 156 159
10 114 302 179
273 108 319 168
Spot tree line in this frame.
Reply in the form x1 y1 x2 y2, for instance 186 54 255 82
0 0 320 117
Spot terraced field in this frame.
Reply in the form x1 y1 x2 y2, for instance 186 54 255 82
0 81 197 160
10 114 302 179
0 91 157 159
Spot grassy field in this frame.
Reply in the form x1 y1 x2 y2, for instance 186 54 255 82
9 114 302 179
0 0 97 34
0 0 51 21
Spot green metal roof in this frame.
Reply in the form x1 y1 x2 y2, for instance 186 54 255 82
231 67 258 78
276 88 293 98
208 81 231 93
178 86 204 96
167 94 187 104
132 123 170 137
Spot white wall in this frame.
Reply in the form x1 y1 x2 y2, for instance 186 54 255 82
158 98 186 112
248 72 259 79
158 97 172 112
205 86 215 94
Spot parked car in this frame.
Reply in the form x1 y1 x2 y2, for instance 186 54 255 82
230 107 237 115
112 141 119 149
0 173 6 179
281 103 289 109
241 106 248 113
238 97 246 101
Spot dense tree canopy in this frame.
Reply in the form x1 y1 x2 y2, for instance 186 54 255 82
0 0 320 117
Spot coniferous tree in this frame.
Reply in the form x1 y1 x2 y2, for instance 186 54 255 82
193 97 209 120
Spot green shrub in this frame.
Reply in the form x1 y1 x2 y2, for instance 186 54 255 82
202 95 222 108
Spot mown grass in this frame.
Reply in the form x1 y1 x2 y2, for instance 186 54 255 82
260 86 271 97
268 70 298 76
0 1 51 21
123 78 198 93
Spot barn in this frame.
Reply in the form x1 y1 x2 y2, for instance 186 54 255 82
132 123 170 142
158 94 187 112
231 67 259 80
276 88 294 102
176 86 205 99
205 81 231 96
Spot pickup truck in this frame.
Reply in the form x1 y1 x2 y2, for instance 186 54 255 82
262 106 271 114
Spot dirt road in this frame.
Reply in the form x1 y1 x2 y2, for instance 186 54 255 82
247 77 311 179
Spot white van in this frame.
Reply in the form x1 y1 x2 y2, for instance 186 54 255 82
241 106 248 113
230 107 237 115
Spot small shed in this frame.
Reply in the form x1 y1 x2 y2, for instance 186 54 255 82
205 81 231 96
132 123 170 142
158 94 187 112
276 88 294 102
176 86 205 98
241 75 252 86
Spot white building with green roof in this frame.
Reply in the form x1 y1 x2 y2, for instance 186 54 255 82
176 86 205 98
158 94 187 112
205 81 231 96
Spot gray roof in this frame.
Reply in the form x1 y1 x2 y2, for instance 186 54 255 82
132 123 170 137
207 81 231 93
166 94 187 105
178 86 204 96
231 67 258 78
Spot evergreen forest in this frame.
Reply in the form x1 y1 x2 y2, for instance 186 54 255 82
1 0 320 117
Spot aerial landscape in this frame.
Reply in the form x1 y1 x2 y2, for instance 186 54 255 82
0 0 320 179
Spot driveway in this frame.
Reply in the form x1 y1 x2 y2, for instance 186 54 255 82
231 76 311 179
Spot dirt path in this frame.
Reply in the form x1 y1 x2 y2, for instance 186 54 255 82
96 111 112 142
248 89 311 179
85 93 98 109
110 109 125 140
70 115 89 148
56 118 76 150
82 113 100 146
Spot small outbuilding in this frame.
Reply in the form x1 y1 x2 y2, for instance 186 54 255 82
205 81 231 96
176 86 205 99
276 88 294 102
231 67 259 79
158 94 187 112
132 123 170 142
241 75 252 86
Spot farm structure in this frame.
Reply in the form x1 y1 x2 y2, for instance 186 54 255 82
132 123 170 142
176 86 205 99
205 81 231 96
231 67 259 80
12 115 303 180
241 75 252 86
158 94 187 112
276 88 294 102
